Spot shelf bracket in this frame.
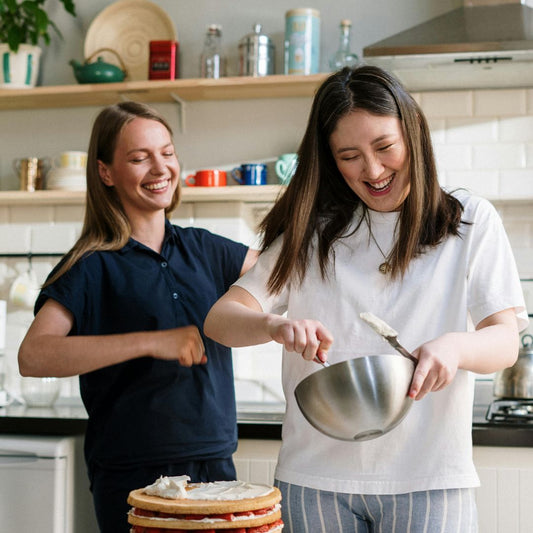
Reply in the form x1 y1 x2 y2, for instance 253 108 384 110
170 93 186 133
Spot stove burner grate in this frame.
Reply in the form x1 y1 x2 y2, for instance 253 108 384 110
486 399 533 423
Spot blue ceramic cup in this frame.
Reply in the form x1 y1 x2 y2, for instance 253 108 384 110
231 163 267 185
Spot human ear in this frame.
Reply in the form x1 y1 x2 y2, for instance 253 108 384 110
98 160 113 186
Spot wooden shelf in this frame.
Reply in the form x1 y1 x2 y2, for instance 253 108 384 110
0 74 328 111
0 185 284 206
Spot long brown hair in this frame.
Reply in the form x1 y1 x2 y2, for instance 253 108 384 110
44 101 180 287
260 65 464 294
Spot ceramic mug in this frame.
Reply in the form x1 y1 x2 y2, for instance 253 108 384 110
231 163 267 186
275 153 298 184
9 268 40 308
54 151 87 170
185 169 227 187
13 157 49 191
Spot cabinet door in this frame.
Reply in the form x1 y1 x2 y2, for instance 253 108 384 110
474 446 533 533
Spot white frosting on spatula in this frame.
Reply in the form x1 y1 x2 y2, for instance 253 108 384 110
360 312 397 337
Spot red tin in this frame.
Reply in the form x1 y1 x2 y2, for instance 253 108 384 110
149 40 179 80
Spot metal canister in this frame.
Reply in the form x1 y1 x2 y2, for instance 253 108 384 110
284 8 320 75
238 24 275 76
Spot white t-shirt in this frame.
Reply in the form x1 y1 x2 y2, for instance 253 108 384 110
235 191 528 495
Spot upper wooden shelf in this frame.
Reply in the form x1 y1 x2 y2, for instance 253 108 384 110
0 74 329 111
0 185 284 206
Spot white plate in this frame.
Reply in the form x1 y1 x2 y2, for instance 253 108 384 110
84 0 177 81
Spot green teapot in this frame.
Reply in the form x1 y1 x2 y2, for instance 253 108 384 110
70 48 127 84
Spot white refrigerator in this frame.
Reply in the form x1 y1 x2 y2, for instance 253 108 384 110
0 434 98 532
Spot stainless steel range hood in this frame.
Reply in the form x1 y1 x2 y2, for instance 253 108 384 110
363 0 533 90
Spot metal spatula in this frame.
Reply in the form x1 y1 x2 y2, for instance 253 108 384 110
360 312 418 365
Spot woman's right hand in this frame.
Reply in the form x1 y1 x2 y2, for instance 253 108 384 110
267 316 334 363
152 326 207 366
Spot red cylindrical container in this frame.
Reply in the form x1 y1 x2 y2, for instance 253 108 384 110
149 40 179 80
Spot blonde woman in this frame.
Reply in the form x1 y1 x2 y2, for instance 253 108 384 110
18 102 257 533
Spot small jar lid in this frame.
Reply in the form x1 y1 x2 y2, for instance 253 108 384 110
239 23 273 47
286 8 320 18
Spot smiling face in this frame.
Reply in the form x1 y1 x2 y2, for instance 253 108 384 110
98 117 180 222
329 109 410 212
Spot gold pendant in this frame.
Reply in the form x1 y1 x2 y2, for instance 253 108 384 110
379 262 391 274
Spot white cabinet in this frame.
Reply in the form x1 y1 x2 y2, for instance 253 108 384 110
233 439 281 485
474 446 533 533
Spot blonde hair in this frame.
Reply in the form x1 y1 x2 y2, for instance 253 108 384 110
44 102 180 287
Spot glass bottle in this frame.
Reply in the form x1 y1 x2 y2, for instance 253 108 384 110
0 300 6 406
329 19 359 71
199 24 226 79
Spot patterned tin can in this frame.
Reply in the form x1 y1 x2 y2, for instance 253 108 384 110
284 8 320 75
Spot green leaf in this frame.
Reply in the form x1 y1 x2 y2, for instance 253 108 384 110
1 0 77 51
59 0 76 17
7 26 23 52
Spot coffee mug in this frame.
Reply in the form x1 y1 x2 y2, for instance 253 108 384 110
54 151 87 170
231 163 267 186
9 268 40 308
185 169 227 187
275 153 298 184
13 157 49 191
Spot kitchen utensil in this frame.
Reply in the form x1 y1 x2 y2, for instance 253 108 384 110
45 167 86 191
360 312 418 364
70 49 127 84
295 354 414 441
21 377 60 407
13 157 49 191
185 170 227 187
275 153 298 184
231 164 267 186
493 334 533 399
238 23 275 76
53 151 87 171
84 0 177 81
9 259 40 308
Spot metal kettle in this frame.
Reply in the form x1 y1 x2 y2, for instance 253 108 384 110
493 334 533 399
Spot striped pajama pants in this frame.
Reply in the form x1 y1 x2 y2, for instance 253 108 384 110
275 480 478 533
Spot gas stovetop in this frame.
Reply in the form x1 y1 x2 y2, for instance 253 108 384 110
486 399 533 425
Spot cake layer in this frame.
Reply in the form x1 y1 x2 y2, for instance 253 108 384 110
127 484 281 515
129 521 284 533
128 506 281 530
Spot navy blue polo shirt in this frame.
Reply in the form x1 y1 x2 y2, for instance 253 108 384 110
35 221 248 470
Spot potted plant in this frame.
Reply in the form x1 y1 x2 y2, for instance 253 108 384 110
0 0 76 88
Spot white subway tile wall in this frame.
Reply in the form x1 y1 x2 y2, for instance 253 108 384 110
1 87 533 404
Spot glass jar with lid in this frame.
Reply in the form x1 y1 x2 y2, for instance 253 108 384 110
199 24 226 78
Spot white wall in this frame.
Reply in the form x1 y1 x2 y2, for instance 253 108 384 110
4 0 533 404
0 0 461 188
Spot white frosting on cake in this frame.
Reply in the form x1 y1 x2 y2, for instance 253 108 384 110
144 475 190 499
187 480 274 500
142 477 274 501
360 312 397 337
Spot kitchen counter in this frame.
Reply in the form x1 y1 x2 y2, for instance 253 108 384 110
1 399 533 446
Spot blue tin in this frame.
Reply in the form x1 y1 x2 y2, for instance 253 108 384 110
284 8 320 75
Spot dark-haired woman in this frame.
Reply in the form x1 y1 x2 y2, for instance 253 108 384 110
204 66 527 532
18 102 257 532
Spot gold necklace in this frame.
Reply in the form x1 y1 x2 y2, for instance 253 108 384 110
366 221 391 275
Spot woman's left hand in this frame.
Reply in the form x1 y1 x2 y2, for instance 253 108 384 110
409 335 460 400
407 308 519 401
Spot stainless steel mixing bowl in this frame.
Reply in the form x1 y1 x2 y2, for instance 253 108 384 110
294 354 415 441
